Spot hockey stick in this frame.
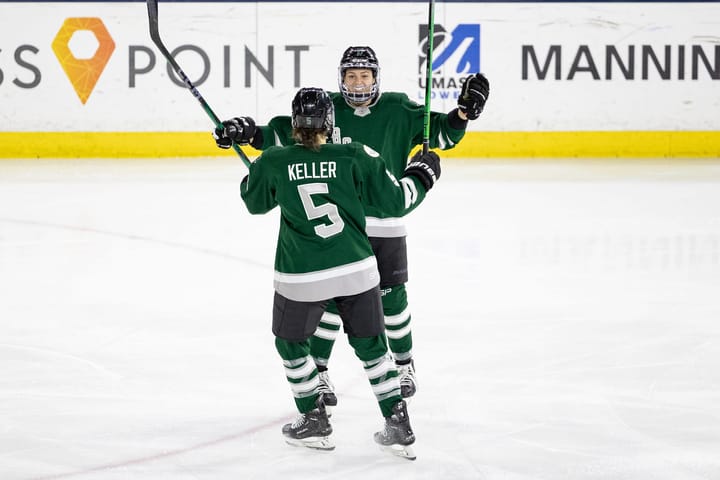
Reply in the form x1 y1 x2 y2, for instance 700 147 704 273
146 0 251 167
421 0 436 155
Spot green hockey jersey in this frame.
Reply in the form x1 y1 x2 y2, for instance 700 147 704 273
241 142 427 302
255 92 464 238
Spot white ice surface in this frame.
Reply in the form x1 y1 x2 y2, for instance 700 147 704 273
1 158 719 480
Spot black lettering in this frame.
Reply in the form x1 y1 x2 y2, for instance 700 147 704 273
128 45 155 87
245 46 273 87
522 43 717 82
568 45 600 80
285 45 308 88
224 45 230 87
606 45 634 80
13 45 40 88
678 45 685 80
522 45 561 80
642 45 671 80
692 44 720 80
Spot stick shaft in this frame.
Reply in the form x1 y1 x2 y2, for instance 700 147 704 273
422 0 436 155
146 0 251 167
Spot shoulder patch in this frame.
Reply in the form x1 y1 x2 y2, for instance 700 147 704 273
363 144 380 157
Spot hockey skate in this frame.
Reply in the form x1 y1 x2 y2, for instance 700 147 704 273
374 400 416 460
397 360 417 399
282 402 334 451
317 370 338 415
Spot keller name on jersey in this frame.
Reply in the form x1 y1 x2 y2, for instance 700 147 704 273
288 161 337 181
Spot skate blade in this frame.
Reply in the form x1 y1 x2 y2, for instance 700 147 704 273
379 443 416 461
285 436 335 451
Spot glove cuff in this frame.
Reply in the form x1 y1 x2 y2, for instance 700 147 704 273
250 129 264 150
403 161 437 191
448 108 469 130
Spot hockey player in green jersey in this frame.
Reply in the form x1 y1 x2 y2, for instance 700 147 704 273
216 45 489 407
238 87 441 458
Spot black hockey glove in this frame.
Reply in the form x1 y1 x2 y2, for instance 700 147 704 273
403 150 441 191
457 73 489 120
212 116 257 149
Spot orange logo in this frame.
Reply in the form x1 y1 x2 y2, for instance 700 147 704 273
52 18 115 104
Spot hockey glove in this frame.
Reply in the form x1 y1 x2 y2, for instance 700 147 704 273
457 73 489 120
403 150 441 191
213 116 257 149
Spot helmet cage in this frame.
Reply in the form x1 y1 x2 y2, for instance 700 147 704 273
338 46 380 105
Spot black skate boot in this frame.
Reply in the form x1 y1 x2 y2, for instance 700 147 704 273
282 400 334 451
317 370 338 414
374 400 416 460
397 360 417 399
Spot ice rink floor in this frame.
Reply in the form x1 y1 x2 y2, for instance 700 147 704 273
1 157 719 480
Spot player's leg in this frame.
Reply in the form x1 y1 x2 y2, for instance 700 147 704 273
369 236 418 398
347 335 402 416
381 284 417 398
272 293 333 450
308 300 341 407
336 286 416 458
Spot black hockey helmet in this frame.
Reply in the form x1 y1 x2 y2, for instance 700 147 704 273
291 87 334 136
338 46 380 105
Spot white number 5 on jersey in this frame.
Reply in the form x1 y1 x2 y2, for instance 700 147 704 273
297 183 345 239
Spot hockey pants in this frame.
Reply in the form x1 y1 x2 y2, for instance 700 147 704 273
310 284 412 367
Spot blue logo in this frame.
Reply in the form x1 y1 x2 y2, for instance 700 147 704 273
419 24 481 75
